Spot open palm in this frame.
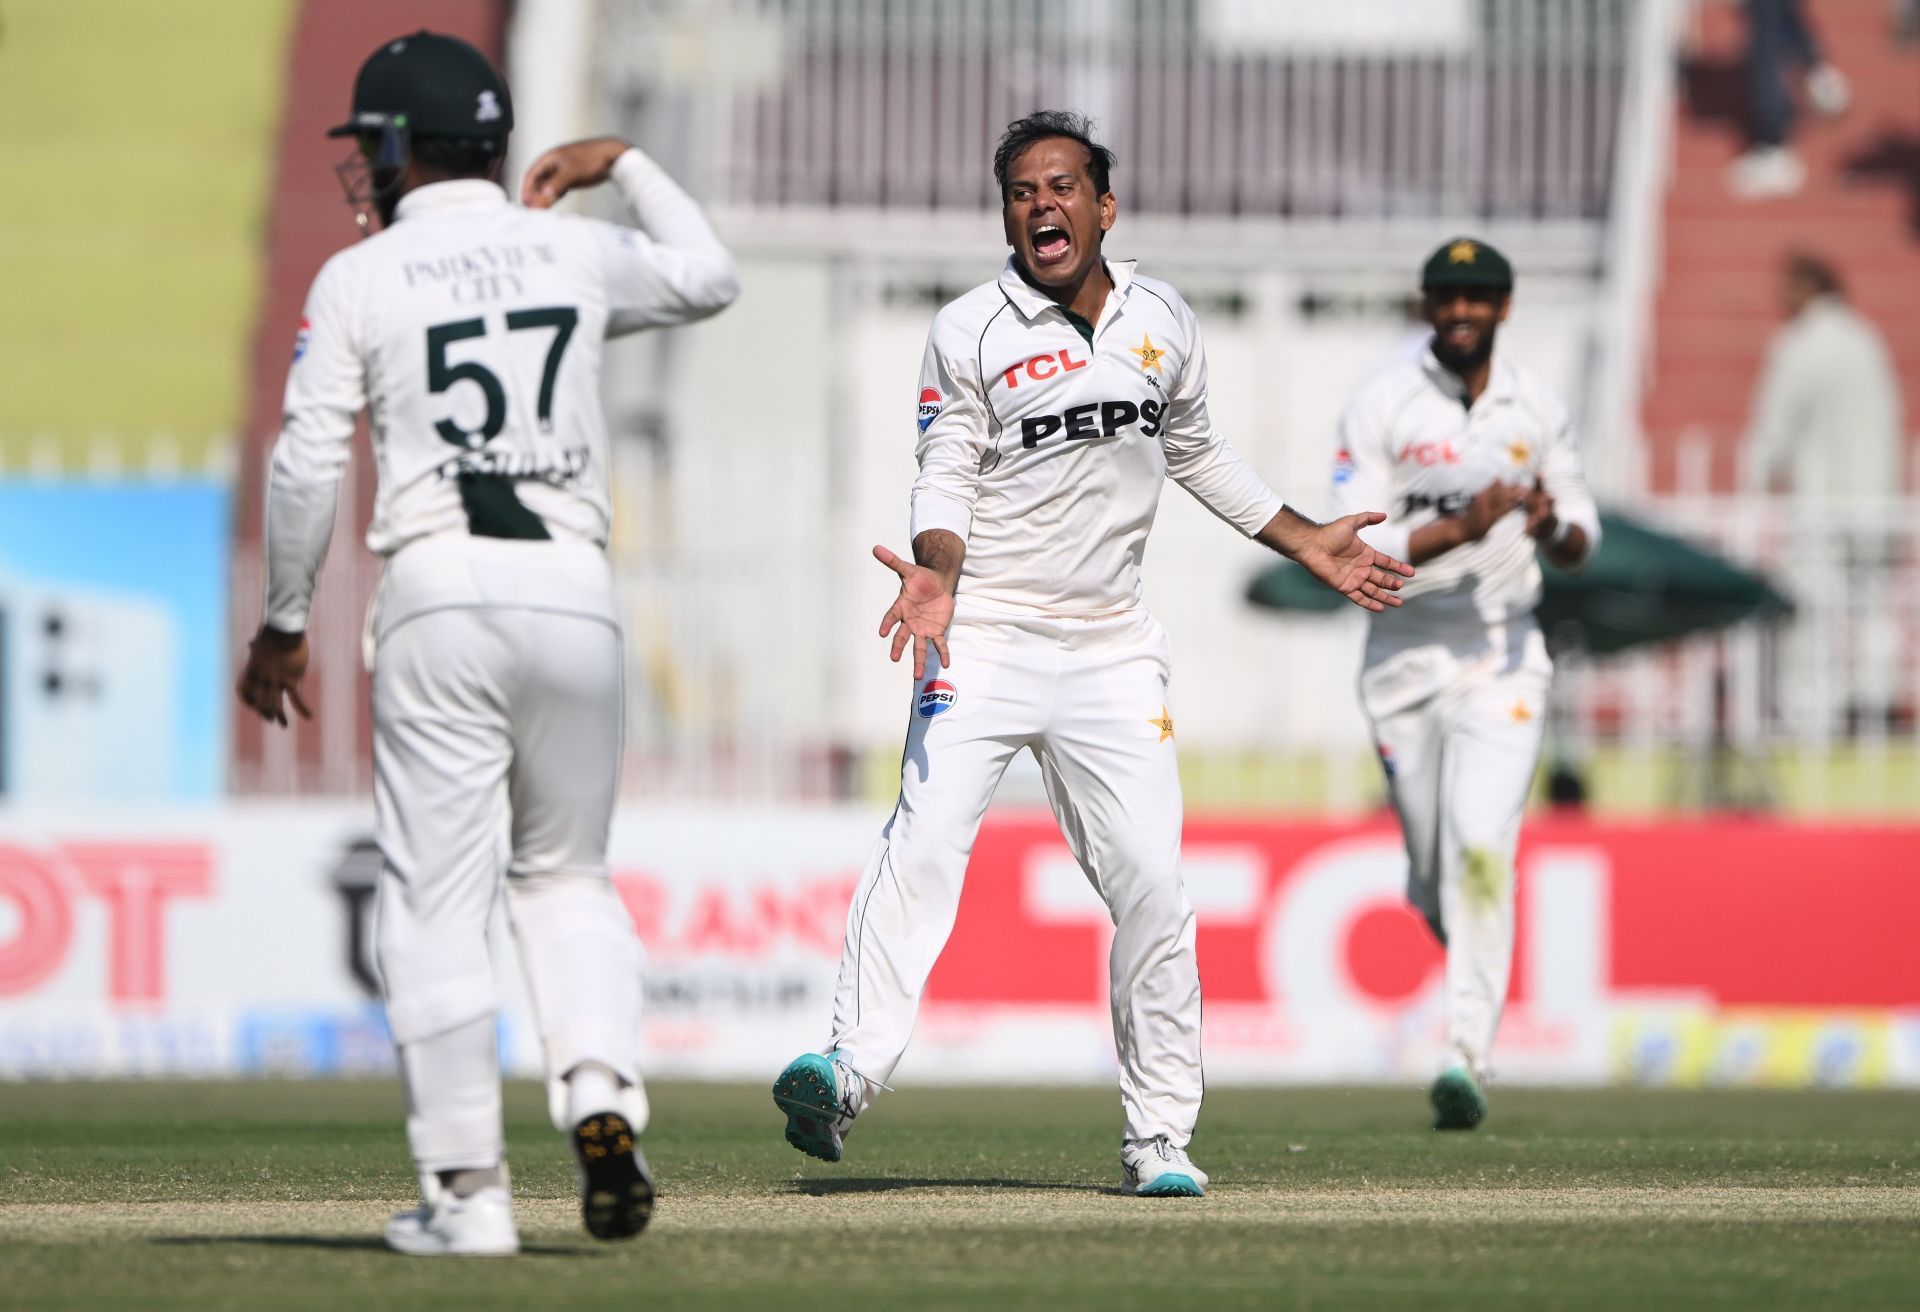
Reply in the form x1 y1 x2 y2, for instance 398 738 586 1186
874 545 955 680
1295 512 1416 612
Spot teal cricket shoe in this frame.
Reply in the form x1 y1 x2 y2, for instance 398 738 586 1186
772 1052 864 1163
1429 1064 1488 1131
1120 1135 1209 1197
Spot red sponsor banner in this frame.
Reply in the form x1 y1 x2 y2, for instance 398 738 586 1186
928 816 1920 1011
0 841 214 1003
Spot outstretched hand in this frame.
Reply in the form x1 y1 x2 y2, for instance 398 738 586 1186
520 136 632 209
1293 512 1416 612
873 544 955 681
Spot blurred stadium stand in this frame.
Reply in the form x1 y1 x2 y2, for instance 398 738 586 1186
56 0 1886 812
1644 0 1920 493
639 0 1628 231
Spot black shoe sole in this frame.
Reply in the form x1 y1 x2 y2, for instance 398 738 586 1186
572 1112 655 1241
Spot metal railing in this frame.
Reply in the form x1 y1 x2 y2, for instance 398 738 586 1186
589 492 1919 811
1567 494 1920 780
606 0 1634 226
24 441 1907 805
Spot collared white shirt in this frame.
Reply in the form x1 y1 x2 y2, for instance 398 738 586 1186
911 256 1284 617
1330 348 1600 639
1744 296 1904 499
263 149 738 633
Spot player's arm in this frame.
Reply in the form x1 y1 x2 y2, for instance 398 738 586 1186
1406 484 1527 565
522 136 739 332
1523 402 1602 571
1158 316 1412 610
1739 337 1798 493
877 319 986 678
237 259 365 727
1329 388 1517 568
1157 309 1289 536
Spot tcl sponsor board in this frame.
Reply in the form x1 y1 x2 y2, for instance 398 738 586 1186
1 806 1915 1086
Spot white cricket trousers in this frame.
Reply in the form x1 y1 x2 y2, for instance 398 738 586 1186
372 603 642 1171
829 607 1201 1146
1360 615 1551 1077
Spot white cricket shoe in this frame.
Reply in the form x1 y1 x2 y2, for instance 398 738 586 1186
1728 145 1807 200
772 1051 868 1163
385 1176 519 1257
1121 1135 1209 1198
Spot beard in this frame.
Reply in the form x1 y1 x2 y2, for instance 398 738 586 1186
1431 322 1498 375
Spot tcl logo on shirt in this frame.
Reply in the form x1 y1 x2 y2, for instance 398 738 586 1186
1001 347 1090 389
1397 439 1463 466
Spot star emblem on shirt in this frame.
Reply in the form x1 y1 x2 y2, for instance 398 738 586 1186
1507 439 1532 466
1149 706 1176 742
1130 333 1167 374
1510 701 1534 724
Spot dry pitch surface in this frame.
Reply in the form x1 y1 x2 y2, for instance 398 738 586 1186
1 1081 1916 1310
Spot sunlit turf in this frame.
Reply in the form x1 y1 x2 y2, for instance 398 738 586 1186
0 1081 1915 1310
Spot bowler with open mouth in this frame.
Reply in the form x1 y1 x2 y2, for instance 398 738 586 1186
1002 135 1117 311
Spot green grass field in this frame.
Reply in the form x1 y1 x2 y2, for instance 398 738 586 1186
2 1082 1916 1310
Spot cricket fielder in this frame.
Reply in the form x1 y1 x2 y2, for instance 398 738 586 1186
1329 238 1599 1129
774 112 1413 1196
235 32 737 1252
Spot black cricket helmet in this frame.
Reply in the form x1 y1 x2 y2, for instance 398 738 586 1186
329 31 513 231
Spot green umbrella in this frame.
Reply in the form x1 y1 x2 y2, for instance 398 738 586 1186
1244 510 1793 655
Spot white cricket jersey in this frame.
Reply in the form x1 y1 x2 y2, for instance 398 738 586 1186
1330 349 1600 640
911 257 1284 617
263 149 739 635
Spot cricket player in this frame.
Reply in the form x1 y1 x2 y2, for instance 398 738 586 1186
234 32 737 1253
1328 238 1599 1129
773 111 1413 1196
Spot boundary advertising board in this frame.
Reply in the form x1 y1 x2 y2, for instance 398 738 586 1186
0 806 1914 1086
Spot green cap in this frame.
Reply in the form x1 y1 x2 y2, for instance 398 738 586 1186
327 31 512 143
1420 236 1513 292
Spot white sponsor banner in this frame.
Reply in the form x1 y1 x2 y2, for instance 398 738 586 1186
1 806 1913 1086
0 804 878 1082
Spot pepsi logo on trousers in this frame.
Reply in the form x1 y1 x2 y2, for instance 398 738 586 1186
918 679 958 717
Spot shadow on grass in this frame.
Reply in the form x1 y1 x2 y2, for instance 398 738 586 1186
151 1235 603 1257
786 1177 1121 1197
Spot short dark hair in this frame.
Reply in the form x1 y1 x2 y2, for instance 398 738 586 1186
1784 250 1843 298
411 135 504 179
992 111 1114 203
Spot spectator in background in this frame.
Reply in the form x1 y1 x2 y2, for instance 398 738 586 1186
1729 0 1851 199
1743 252 1903 499
1745 252 1904 735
